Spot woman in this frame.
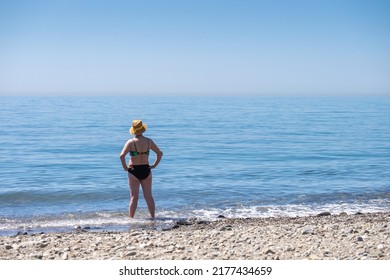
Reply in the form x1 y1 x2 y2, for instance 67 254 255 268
120 120 163 219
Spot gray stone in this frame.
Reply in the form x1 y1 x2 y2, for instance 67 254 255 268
303 227 314 235
323 251 332 257
61 252 68 260
38 242 49 248
176 220 192 226
30 253 43 259
265 249 275 254
317 212 331 217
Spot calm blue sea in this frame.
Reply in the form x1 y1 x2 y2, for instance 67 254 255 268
0 95 389 235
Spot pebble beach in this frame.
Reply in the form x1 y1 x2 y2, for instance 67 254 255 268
1 212 389 260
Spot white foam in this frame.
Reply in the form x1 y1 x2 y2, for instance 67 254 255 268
1 200 389 235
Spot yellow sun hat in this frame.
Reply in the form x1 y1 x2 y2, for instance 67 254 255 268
130 120 147 135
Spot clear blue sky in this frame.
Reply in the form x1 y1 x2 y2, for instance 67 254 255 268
0 0 389 95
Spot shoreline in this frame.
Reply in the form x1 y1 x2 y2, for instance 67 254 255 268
0 212 389 260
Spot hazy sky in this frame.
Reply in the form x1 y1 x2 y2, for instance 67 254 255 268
0 0 389 95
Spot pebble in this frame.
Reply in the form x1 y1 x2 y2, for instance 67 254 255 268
302 227 315 235
265 249 275 255
317 212 331 217
219 226 230 231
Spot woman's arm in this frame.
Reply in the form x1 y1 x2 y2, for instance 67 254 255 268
119 140 132 171
149 139 163 169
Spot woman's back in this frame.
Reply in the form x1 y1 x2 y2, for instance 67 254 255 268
129 135 151 165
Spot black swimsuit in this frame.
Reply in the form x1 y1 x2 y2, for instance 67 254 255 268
128 165 151 180
128 139 151 180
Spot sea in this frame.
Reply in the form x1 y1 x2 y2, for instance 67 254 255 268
0 95 389 235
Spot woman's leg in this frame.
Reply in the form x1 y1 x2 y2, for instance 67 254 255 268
141 172 155 219
128 174 140 218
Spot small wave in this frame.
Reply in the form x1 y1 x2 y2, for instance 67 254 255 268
1 199 388 236
0 210 178 236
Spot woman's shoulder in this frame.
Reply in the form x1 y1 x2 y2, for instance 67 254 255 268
143 136 153 142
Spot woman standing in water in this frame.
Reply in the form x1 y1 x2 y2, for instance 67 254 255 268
120 120 163 218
